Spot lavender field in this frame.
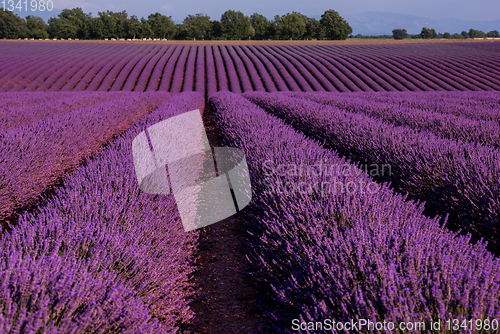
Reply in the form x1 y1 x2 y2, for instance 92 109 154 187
0 40 500 333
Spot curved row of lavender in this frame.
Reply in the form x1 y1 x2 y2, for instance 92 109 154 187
0 92 204 332
0 92 124 130
356 91 500 122
244 91 500 254
209 91 500 332
0 92 171 225
1 42 500 94
284 91 500 149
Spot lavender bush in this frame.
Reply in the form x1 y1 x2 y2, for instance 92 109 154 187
210 91 500 333
114 45 161 91
0 92 171 224
286 91 500 149
145 46 177 91
0 92 121 130
169 45 190 94
244 91 500 253
1 42 499 93
1 92 205 332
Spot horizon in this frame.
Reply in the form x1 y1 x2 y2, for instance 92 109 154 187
10 0 500 23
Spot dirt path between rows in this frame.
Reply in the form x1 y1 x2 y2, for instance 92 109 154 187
179 105 265 334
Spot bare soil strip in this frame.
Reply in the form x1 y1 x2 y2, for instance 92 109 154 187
179 105 264 334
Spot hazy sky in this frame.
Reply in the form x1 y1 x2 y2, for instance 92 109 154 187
39 0 500 22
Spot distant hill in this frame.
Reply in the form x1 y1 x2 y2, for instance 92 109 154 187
339 12 500 35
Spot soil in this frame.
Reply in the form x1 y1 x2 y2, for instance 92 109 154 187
179 105 265 334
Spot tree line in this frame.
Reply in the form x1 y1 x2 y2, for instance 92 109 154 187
0 8 353 40
392 27 499 40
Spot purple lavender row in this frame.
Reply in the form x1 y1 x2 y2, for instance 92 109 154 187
357 91 500 123
27 43 112 92
244 92 500 253
58 45 127 91
212 45 229 92
0 91 73 108
0 251 160 332
313 48 384 91
73 45 143 91
182 45 197 92
157 45 184 91
218 46 242 93
275 45 341 92
227 46 259 92
243 45 286 91
287 91 500 149
331 51 404 91
22 49 100 92
226 45 253 92
262 45 314 91
411 53 500 90
318 45 471 91
195 45 205 95
431 54 500 88
238 45 276 92
35 44 111 92
298 46 375 91
0 44 90 89
0 92 171 223
253 45 300 91
289 45 360 92
133 46 170 92
169 45 191 93
0 92 121 131
113 45 161 91
210 91 500 331
1 92 204 332
408 55 488 90
16 44 103 91
1 59 63 92
98 45 154 91
311 45 451 91
145 45 177 91
355 54 429 91
205 45 217 97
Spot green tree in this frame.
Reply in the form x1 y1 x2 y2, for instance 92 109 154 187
461 31 469 39
140 17 153 38
250 13 271 40
88 17 104 39
392 28 407 40
0 9 27 39
209 20 222 40
303 15 321 40
220 10 254 40
55 8 90 39
443 32 451 39
98 10 129 39
148 12 176 39
469 28 486 38
182 14 212 40
274 12 307 40
124 15 141 39
26 16 48 39
319 9 352 40
47 17 78 39
487 30 499 37
420 27 437 39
